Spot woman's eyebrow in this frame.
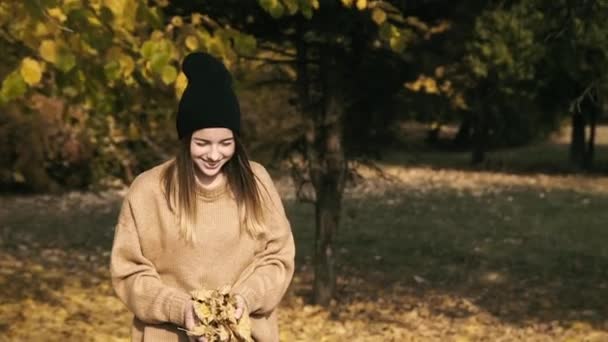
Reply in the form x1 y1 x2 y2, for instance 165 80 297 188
193 137 234 142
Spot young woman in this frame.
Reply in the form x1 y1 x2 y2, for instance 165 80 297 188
110 52 295 342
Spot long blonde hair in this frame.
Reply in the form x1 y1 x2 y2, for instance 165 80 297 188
161 133 268 244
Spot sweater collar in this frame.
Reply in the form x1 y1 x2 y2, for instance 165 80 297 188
195 175 228 201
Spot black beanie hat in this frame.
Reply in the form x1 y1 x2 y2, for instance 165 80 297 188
176 52 241 139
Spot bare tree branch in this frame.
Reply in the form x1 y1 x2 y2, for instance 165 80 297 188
570 80 599 113
238 55 296 64
140 131 171 160
250 78 294 87
258 43 297 58
36 0 74 33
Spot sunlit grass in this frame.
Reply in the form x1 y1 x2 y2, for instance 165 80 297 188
285 165 608 340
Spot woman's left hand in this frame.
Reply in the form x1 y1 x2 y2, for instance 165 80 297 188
184 300 207 342
234 294 247 320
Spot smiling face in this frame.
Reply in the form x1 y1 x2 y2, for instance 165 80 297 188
190 127 235 183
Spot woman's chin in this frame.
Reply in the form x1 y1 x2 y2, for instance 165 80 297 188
197 166 222 178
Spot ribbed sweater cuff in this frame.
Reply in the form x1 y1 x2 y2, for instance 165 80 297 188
235 286 260 313
167 291 191 327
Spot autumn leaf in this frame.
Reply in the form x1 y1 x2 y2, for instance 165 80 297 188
356 0 367 10
171 16 183 27
187 285 252 342
39 40 58 63
185 35 199 51
20 58 43 86
175 72 188 98
371 8 386 25
0 70 27 102
161 65 177 85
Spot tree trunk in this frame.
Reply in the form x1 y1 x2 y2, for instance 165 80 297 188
471 123 487 164
310 45 346 306
453 115 472 148
584 102 598 170
570 111 586 169
470 81 492 165
313 173 342 305
293 23 346 306
471 99 487 165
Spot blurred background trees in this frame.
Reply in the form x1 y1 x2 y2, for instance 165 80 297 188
1 0 607 304
2 0 606 190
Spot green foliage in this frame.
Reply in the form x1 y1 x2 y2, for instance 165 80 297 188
465 3 545 87
466 0 608 104
441 2 556 147
538 0 608 101
257 0 318 19
0 71 27 105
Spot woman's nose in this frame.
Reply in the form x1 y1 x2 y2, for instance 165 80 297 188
207 146 221 161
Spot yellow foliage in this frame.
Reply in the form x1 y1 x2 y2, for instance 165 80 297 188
151 30 164 40
175 72 188 99
185 35 199 51
372 9 387 25
185 285 252 342
104 0 137 31
161 65 177 85
389 35 406 53
47 7 67 22
404 75 439 94
192 13 203 25
39 40 58 63
103 0 124 15
171 16 184 27
405 16 429 32
34 22 53 37
118 55 135 77
105 46 122 59
20 58 43 86
356 0 367 10
434 66 446 78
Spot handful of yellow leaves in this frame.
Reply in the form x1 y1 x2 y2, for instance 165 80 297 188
182 285 252 342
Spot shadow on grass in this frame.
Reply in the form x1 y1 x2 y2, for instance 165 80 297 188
289 187 608 330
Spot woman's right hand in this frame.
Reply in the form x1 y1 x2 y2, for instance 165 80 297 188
184 300 207 342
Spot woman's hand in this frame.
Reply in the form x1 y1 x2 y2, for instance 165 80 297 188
234 294 248 320
184 300 207 342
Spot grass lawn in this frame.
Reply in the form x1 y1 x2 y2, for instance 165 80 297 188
1 132 608 341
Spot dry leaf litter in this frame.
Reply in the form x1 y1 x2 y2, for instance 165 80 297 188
180 285 252 342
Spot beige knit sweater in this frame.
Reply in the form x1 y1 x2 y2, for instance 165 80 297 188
110 160 295 342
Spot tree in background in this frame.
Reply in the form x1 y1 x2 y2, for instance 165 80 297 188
3 0 607 306
0 0 257 189
429 0 607 167
163 0 439 305
403 0 607 169
535 0 608 170
242 0 443 305
445 1 548 163
0 0 421 306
